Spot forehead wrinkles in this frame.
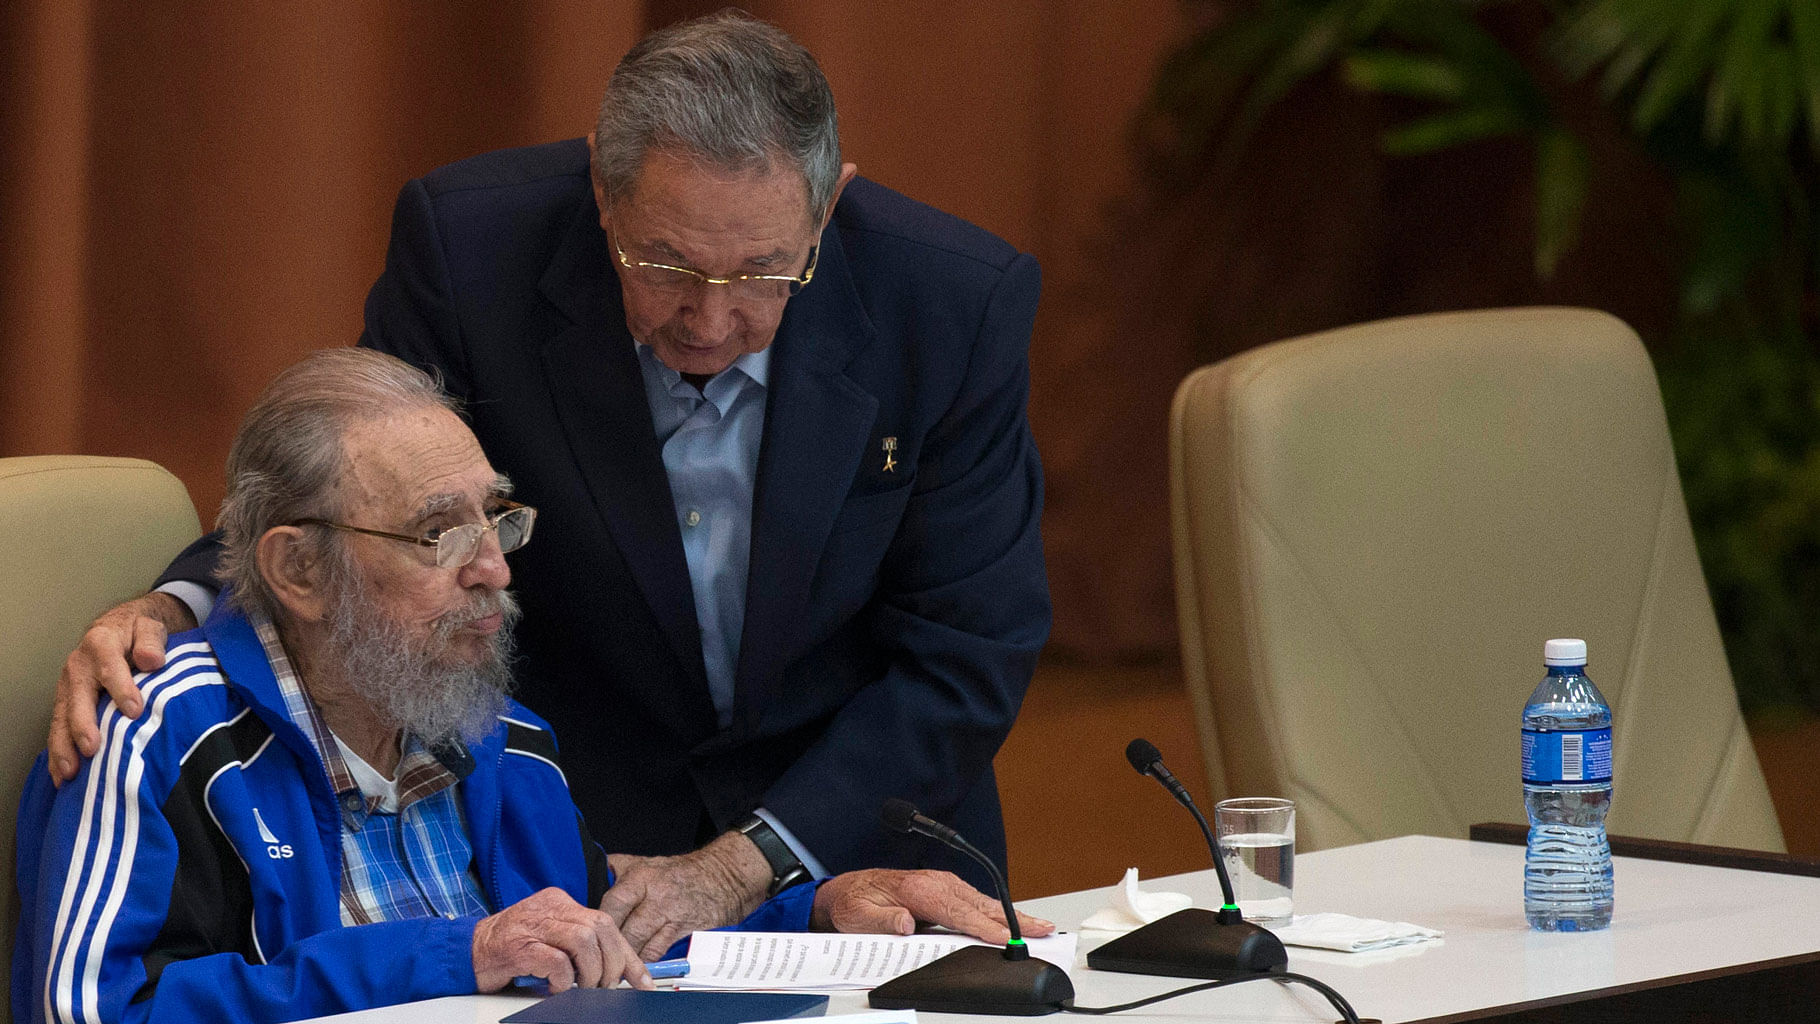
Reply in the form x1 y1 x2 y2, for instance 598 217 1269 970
621 206 803 267
615 157 812 262
617 145 813 212
339 408 494 522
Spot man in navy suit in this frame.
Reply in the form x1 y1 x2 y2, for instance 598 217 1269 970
48 11 1048 959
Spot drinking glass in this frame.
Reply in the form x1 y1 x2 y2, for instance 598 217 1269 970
1213 797 1295 925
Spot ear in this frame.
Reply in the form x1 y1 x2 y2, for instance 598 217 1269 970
587 131 611 229
819 163 858 233
256 526 333 623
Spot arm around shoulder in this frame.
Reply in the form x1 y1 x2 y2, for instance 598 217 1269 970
28 678 485 1024
46 588 203 784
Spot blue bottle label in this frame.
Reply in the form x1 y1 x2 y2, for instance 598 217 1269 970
1521 727 1612 784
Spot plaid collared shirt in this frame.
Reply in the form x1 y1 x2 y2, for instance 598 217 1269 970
253 615 492 925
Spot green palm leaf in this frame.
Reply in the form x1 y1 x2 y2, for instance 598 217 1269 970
1534 130 1591 278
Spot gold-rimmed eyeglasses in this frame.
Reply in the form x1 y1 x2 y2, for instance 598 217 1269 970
612 237 819 301
291 500 536 569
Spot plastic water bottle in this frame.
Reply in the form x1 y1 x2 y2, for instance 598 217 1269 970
1521 638 1613 931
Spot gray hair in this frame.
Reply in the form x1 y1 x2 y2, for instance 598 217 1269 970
215 348 459 621
592 9 841 217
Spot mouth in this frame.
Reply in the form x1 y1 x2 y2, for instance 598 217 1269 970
657 320 739 348
671 333 730 353
463 612 504 635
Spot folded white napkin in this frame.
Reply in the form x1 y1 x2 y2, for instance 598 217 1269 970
1079 868 1194 932
1268 912 1442 952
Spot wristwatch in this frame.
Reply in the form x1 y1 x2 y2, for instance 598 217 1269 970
735 814 812 897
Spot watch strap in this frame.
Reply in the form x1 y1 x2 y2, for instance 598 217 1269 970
735 814 811 897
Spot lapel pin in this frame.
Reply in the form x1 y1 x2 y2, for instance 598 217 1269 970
881 436 898 473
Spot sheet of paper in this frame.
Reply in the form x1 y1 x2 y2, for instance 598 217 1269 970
680 931 1078 990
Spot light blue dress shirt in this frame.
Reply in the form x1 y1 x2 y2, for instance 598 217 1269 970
632 341 768 730
633 342 825 878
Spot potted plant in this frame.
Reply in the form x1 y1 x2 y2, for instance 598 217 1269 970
1138 0 1820 715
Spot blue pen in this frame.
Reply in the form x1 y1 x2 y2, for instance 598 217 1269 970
512 958 689 988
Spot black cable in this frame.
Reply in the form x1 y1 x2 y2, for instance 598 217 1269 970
1064 970 1364 1023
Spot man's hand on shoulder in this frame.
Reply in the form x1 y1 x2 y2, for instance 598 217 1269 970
599 831 772 961
473 887 653 992
811 869 1054 944
49 592 197 785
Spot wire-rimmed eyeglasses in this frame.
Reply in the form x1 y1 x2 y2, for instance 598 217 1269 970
612 237 819 300
291 500 536 569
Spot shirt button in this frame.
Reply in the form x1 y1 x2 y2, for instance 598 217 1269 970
685 510 702 527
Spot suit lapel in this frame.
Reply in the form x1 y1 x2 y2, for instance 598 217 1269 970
536 201 715 730
731 225 879 737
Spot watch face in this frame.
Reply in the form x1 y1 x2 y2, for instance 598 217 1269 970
769 866 812 897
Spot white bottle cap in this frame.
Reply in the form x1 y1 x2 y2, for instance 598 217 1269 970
1544 638 1588 666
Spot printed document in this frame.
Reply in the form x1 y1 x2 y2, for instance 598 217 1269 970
680 931 1078 990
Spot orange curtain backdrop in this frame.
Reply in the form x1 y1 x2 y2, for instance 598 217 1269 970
0 2 641 515
0 1 1190 659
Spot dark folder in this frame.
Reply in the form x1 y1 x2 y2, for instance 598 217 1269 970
500 988 829 1024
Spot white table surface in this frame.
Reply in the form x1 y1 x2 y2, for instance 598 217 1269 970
301 835 1820 1024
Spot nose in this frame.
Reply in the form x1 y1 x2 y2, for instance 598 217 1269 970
682 283 739 342
458 528 512 592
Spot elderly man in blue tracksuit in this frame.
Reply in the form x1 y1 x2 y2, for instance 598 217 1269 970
14 348 1044 1024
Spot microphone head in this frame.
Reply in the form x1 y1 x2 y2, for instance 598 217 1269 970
1126 738 1163 776
881 798 919 833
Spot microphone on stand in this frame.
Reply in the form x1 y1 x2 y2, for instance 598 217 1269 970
868 799 1074 1015
879 800 1034 956
1085 739 1288 979
1123 738 1244 922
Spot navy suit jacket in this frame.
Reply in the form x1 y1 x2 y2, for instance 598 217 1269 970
167 138 1049 883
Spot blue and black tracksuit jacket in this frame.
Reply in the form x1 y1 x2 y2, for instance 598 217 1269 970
11 602 814 1024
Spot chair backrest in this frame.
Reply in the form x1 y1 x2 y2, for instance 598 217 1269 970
0 456 200 1022
1169 308 1786 853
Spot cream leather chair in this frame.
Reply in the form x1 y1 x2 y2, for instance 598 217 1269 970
1 456 200 1022
1169 308 1786 853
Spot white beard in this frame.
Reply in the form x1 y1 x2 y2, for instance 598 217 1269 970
320 560 520 747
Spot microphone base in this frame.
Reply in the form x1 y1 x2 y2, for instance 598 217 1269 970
1086 908 1288 979
869 944 1074 1016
